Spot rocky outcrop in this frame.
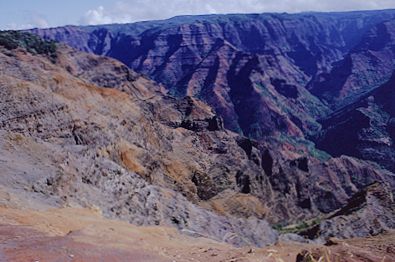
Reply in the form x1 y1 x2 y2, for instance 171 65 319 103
301 182 395 240
317 73 395 173
310 19 395 109
1 31 394 246
34 11 395 139
0 33 279 247
28 10 395 175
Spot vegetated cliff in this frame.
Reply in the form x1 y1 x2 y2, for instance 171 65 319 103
301 182 395 240
1 31 394 247
29 10 395 178
313 19 395 173
310 19 395 109
317 72 395 173
29 10 395 139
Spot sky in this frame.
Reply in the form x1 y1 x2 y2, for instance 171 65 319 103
1 0 395 30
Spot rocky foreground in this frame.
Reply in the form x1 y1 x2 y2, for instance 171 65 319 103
1 201 394 261
0 29 394 261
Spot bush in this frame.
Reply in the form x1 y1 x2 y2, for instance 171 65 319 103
273 218 321 234
0 30 57 62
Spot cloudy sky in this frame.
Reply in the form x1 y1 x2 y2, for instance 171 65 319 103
1 0 395 30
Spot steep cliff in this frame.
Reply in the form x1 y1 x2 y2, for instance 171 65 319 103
31 11 395 139
1 31 394 248
317 72 395 173
310 19 395 109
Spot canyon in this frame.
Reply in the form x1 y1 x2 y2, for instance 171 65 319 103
0 9 395 261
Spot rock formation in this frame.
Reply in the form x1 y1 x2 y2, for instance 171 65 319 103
0 9 394 258
29 10 395 139
301 182 395 240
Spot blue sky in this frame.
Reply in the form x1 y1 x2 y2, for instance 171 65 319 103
1 0 395 30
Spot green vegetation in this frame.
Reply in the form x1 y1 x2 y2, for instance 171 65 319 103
273 217 321 234
277 133 331 161
0 30 57 62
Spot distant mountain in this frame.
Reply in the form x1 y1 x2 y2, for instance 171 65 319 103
1 10 395 259
28 10 395 176
28 10 395 137
310 18 395 109
317 72 395 172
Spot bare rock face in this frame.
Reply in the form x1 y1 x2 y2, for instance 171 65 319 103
301 182 395 240
317 72 395 173
38 11 395 139
310 19 395 109
0 32 278 247
0 31 394 247
29 10 395 176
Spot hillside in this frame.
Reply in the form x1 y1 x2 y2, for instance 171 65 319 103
0 9 394 261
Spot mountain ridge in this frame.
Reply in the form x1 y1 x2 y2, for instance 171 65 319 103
1 8 395 260
26 8 395 31
27 9 395 174
0 30 393 246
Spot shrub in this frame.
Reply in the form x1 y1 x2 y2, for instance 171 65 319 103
0 30 57 62
273 218 322 234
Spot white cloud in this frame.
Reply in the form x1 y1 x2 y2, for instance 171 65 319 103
79 0 395 26
1 15 49 30
80 6 114 25
1 23 33 30
31 16 49 28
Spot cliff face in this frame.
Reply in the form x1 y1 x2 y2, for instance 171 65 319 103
29 11 395 139
310 19 395 109
20 10 395 246
28 10 395 179
301 182 395 240
1 31 394 247
308 19 395 174
317 72 395 173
